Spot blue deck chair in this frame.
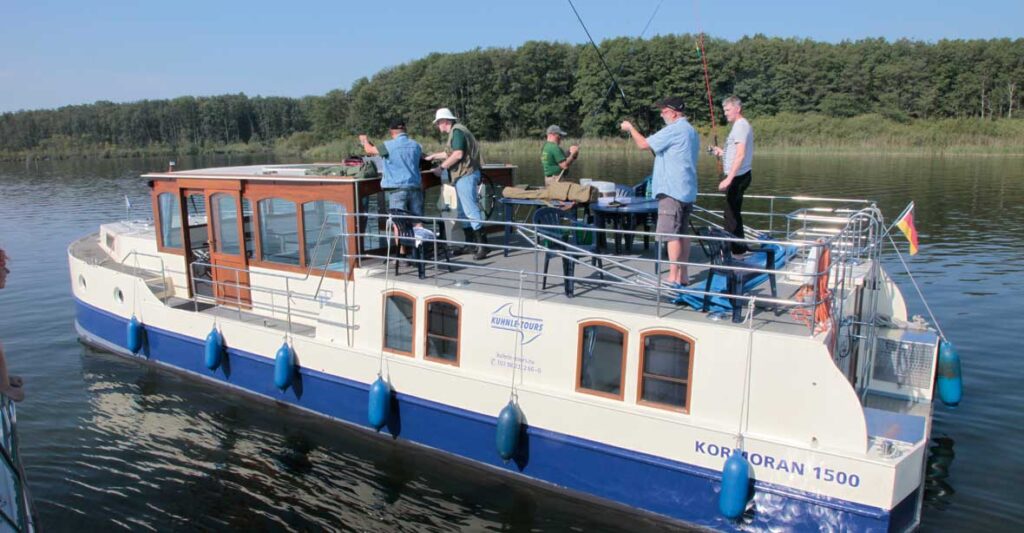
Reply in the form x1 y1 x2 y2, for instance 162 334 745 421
388 209 450 279
532 207 603 297
676 227 790 322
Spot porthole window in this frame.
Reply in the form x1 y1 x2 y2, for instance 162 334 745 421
78 274 87 291
114 287 124 304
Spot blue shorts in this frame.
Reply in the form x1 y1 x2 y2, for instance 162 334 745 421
387 188 424 217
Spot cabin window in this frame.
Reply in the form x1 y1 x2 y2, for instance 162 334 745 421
302 200 347 272
258 198 300 266
184 193 209 254
212 193 240 255
158 192 182 249
383 292 415 356
425 299 460 365
638 332 693 412
577 322 626 399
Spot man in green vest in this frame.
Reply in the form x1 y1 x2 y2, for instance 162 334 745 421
426 108 488 260
540 124 580 186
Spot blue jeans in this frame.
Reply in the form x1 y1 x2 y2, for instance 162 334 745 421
454 170 483 230
387 188 424 217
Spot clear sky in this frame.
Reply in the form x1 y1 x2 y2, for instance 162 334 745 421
1 0 1020 113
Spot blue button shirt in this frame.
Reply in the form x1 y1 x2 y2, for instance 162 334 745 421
646 118 699 203
380 133 423 190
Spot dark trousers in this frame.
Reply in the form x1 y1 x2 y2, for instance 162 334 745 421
723 171 752 254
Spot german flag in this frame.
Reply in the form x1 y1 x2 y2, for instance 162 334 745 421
894 202 919 255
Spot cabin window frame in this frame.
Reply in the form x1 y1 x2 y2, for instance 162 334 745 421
423 297 461 366
255 197 304 267
575 320 628 401
636 330 695 414
300 199 349 273
243 185 354 279
152 184 185 255
382 290 416 357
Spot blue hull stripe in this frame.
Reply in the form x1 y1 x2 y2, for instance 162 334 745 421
75 298 914 531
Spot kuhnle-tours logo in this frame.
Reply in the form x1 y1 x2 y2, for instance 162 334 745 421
489 303 544 344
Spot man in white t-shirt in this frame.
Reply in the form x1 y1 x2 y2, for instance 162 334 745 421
711 95 754 254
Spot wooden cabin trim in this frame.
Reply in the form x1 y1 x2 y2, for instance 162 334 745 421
423 296 462 367
152 181 185 255
635 329 696 414
575 320 628 401
178 178 242 191
382 290 416 357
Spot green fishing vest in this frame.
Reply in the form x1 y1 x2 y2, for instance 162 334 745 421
445 123 482 181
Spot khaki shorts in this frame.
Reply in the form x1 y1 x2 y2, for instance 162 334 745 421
655 196 693 242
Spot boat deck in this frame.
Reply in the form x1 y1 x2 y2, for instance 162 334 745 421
358 232 842 337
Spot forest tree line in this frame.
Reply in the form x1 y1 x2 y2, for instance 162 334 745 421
2 35 1022 156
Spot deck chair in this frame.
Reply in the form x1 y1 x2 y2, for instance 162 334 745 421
694 227 778 322
630 177 654 250
532 207 603 297
388 209 450 279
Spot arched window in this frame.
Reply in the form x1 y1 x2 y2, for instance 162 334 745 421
302 200 347 272
383 292 415 356
157 192 182 249
258 198 300 265
637 331 695 413
424 298 460 366
576 321 626 400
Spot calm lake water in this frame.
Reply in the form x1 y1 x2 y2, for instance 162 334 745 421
0 151 1022 531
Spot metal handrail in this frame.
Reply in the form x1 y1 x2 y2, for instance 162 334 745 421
352 212 841 317
0 396 34 531
119 250 168 301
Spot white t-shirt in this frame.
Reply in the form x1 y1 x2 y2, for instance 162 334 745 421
723 117 754 176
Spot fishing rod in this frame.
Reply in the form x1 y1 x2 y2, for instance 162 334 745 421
698 33 722 173
566 0 632 113
592 0 664 117
559 0 662 182
693 0 723 173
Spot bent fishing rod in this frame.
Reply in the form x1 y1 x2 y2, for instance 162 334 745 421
559 0 663 181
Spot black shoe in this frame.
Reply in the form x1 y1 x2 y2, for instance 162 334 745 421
473 230 489 260
455 228 476 255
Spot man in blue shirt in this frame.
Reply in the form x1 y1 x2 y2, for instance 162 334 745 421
359 118 425 217
621 97 700 287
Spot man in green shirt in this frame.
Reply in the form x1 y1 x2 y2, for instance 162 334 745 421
540 125 579 186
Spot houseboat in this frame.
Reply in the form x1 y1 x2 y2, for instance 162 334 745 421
67 162 957 531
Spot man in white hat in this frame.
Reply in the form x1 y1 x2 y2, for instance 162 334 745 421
426 108 488 260
540 124 580 186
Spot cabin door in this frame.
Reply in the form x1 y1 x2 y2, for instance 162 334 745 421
207 190 252 307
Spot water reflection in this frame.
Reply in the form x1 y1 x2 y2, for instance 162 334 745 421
924 436 957 512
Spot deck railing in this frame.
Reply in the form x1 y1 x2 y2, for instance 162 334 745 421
0 396 35 532
175 194 885 363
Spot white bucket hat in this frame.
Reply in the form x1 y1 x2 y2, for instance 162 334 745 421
433 107 458 124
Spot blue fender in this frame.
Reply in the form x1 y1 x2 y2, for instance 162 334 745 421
204 326 224 370
126 315 144 354
273 342 294 391
367 377 391 430
937 341 962 407
719 451 751 519
495 401 523 461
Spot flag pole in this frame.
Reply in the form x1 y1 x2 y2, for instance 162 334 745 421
882 201 914 237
